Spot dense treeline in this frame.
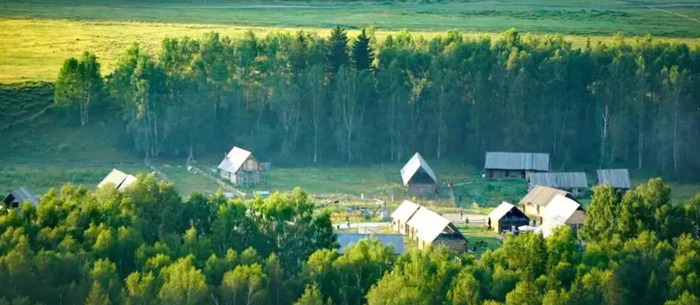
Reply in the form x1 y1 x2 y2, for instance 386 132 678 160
55 28 700 179
1 177 699 305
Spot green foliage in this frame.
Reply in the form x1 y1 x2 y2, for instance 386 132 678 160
54 51 103 126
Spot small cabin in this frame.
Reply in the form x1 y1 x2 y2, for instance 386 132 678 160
487 201 530 233
528 172 588 197
519 185 577 226
400 153 438 196
218 146 265 185
536 194 586 237
2 187 39 208
98 169 137 191
406 208 468 253
390 200 421 235
484 152 549 179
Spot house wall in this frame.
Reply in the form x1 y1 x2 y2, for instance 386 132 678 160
241 158 262 171
408 183 437 196
486 169 526 179
495 218 530 233
233 170 262 185
522 203 544 225
391 219 411 235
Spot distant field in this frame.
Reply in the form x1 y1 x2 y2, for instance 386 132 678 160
1 0 699 82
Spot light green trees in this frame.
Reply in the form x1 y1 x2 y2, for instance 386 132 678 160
55 51 103 126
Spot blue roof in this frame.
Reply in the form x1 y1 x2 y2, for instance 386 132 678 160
337 233 405 255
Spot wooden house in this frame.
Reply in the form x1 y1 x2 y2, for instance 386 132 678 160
400 153 438 196
390 200 421 235
535 194 586 237
218 146 265 185
337 233 405 255
2 187 39 208
98 169 137 191
519 185 577 226
484 152 550 179
406 208 468 252
597 169 631 192
487 201 530 233
528 172 588 197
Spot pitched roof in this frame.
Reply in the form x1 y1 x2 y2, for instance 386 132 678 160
488 201 527 222
529 172 588 189
407 208 454 243
337 233 405 255
3 187 39 206
98 169 137 191
390 200 421 223
484 152 550 171
400 152 437 186
535 219 567 238
540 194 582 223
519 185 571 207
218 146 255 174
597 169 631 189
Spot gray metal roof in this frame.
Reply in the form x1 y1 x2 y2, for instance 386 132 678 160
488 201 527 222
400 152 437 186
3 187 39 206
529 172 588 189
337 233 405 255
218 146 255 174
519 185 571 207
390 200 421 223
540 194 582 223
484 152 550 171
597 169 631 189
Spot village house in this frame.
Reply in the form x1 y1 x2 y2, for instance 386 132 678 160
484 152 550 179
98 169 137 191
486 201 530 233
528 172 588 197
390 200 421 234
400 152 438 196
218 146 265 185
519 185 578 226
337 233 405 255
2 187 39 208
535 194 586 237
596 169 631 192
406 207 468 252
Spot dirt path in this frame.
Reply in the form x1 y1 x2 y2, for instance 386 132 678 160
646 5 700 23
0 104 52 131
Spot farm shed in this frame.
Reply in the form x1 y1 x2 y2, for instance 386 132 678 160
528 172 588 196
407 208 468 253
487 201 530 233
519 185 578 226
390 200 421 235
400 152 438 196
337 233 405 255
98 169 137 191
536 194 586 237
484 152 550 179
2 187 39 207
218 146 265 185
597 169 631 191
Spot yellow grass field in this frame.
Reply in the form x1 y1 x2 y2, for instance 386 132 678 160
1 18 698 83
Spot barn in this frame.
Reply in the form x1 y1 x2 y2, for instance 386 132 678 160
218 146 265 185
597 169 631 192
528 172 588 197
406 208 468 252
484 152 550 179
98 169 137 191
519 185 578 226
487 201 530 233
2 187 39 208
390 200 421 235
400 152 438 196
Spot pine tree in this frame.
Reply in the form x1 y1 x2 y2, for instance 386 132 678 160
327 26 349 76
85 281 111 305
351 29 372 71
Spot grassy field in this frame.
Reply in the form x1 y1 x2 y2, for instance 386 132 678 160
456 224 503 255
1 1 699 82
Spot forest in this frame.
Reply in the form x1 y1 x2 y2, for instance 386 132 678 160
0 176 699 305
53 27 700 180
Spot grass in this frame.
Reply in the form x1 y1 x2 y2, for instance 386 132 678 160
456 224 503 255
1 1 699 82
